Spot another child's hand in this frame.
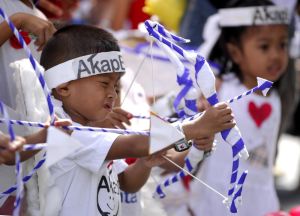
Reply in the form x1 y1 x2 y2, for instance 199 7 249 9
10 13 56 51
0 134 25 165
183 102 235 140
44 117 73 135
192 135 214 152
53 118 72 127
37 0 79 18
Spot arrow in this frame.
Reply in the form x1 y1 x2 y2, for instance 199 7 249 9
227 77 273 103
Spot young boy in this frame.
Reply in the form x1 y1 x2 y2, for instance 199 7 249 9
41 24 235 215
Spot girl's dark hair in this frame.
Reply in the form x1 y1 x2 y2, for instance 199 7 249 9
40 24 120 70
208 0 297 132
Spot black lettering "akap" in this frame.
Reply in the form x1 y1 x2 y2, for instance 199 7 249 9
253 7 288 25
77 54 125 79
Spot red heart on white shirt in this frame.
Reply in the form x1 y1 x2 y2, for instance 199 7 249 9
248 101 272 127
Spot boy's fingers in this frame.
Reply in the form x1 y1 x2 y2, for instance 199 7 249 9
34 28 45 47
109 118 126 129
221 121 236 130
113 108 133 119
115 122 126 130
218 107 232 116
9 137 25 151
220 113 234 123
215 102 228 109
111 113 131 126
54 119 72 127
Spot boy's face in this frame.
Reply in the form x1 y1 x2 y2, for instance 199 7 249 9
230 24 289 88
60 73 121 125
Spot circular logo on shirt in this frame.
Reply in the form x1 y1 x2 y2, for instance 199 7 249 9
97 161 120 216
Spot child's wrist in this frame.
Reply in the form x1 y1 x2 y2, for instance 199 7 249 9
180 122 193 140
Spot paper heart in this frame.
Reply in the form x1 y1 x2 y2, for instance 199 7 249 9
248 101 272 127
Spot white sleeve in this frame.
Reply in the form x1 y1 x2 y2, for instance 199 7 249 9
69 130 120 173
114 159 128 174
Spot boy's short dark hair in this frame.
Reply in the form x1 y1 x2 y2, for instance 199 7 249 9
40 25 120 70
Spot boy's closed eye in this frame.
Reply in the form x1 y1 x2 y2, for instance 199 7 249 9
99 81 109 87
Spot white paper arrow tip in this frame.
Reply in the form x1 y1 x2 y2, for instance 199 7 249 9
150 112 184 154
46 127 82 167
257 77 273 96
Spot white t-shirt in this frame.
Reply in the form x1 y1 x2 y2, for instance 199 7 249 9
120 190 142 216
189 75 281 216
0 0 46 109
49 127 127 216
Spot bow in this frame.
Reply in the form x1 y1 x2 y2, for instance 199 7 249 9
143 20 272 213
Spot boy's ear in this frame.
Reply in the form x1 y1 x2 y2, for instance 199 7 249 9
226 42 242 65
54 83 71 98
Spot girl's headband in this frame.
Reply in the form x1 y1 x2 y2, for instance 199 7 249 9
44 51 126 89
219 6 289 27
198 5 290 58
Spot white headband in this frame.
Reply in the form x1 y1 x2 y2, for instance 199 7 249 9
219 6 289 27
45 51 126 89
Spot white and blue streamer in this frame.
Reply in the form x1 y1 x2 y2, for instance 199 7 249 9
144 20 270 213
153 38 207 198
0 100 23 216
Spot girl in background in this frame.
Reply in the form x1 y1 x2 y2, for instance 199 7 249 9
190 0 297 215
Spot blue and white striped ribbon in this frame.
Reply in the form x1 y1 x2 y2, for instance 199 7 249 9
0 119 149 136
148 22 209 200
23 144 47 151
0 100 23 216
154 158 194 198
146 20 190 44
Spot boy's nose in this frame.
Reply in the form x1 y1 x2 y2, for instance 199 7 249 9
107 88 118 99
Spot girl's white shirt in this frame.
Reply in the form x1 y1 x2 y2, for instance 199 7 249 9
189 75 281 216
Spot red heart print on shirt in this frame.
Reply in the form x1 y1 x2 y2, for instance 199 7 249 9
10 31 31 49
248 101 272 127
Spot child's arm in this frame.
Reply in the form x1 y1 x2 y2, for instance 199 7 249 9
0 12 56 50
4 118 72 165
104 102 234 160
118 152 165 193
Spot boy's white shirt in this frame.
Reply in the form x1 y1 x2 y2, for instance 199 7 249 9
48 100 127 216
120 190 142 216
